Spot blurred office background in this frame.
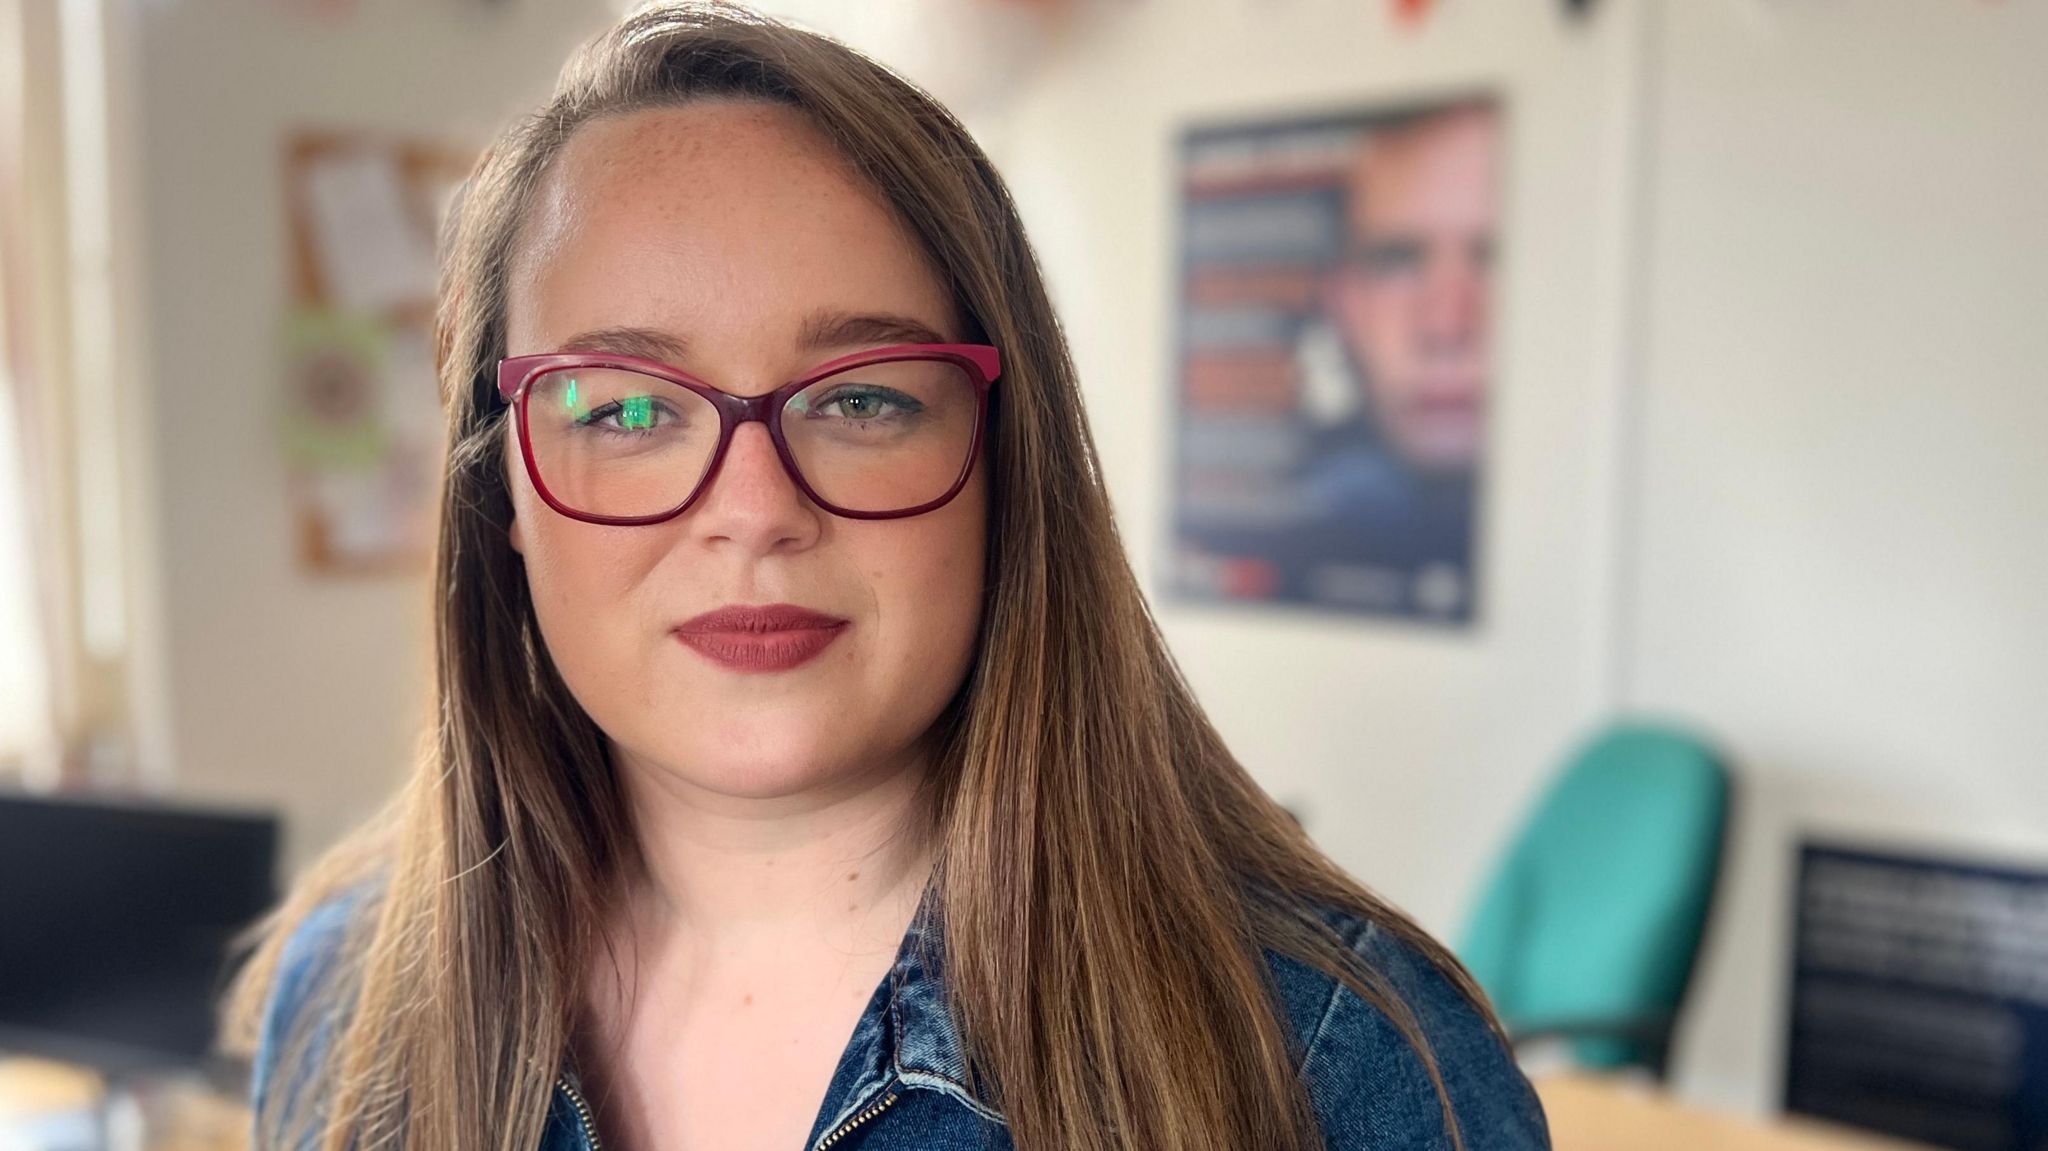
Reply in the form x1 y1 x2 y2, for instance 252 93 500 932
1 1 2043 1148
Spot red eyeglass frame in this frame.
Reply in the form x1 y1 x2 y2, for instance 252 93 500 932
496 342 1001 525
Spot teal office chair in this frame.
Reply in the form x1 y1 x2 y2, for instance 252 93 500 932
1458 721 1732 1078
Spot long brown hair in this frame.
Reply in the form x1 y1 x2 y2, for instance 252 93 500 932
224 6 1500 1149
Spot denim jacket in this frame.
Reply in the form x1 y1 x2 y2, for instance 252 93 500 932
253 891 1550 1150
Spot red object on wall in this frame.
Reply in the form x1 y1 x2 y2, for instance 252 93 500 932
1392 0 1437 26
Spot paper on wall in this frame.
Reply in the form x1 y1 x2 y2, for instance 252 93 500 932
302 147 437 313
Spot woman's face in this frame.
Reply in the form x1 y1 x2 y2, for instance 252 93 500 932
503 102 987 803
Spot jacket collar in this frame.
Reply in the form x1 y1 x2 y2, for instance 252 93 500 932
882 891 974 1087
548 885 1001 1151
791 883 1003 1144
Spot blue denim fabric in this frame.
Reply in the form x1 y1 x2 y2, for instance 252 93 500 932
257 892 1549 1150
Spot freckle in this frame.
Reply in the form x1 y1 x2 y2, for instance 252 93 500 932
847 870 859 881
742 994 753 1006
848 902 858 912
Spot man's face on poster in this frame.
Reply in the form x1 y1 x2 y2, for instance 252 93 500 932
1327 106 1497 474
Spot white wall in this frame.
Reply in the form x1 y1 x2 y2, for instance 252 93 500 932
1624 0 2048 1111
130 0 618 868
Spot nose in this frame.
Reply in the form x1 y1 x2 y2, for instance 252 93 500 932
684 419 823 554
1416 248 1484 355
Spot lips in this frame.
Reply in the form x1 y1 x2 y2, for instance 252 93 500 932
671 603 848 673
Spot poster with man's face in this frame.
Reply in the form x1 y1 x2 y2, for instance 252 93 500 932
1170 98 1499 624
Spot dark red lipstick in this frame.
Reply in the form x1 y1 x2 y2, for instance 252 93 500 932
672 603 848 673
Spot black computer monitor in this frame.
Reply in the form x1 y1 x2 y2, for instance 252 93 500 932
0 791 279 1072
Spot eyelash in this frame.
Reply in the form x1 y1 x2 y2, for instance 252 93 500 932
804 385 923 422
576 399 677 436
570 385 923 437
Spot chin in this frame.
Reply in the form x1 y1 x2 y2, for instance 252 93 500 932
1391 415 1483 473
697 761 849 801
650 733 884 801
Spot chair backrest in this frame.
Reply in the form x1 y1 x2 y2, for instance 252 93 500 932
1459 721 1731 1071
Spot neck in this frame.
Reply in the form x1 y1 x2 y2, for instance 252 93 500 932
611 748 937 956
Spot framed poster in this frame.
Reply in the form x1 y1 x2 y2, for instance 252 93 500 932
1168 96 1499 624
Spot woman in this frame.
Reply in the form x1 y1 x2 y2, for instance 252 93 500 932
227 5 1549 1150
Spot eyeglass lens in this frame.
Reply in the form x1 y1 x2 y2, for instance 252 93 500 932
521 358 979 517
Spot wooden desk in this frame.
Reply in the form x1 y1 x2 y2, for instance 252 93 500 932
0 1058 249 1151
1536 1075 1940 1151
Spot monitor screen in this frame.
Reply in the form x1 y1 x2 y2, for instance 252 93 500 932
0 791 278 1071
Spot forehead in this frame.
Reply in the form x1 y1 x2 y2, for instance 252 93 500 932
506 101 959 360
1348 110 1498 235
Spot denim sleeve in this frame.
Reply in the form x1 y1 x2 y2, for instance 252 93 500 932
1294 918 1551 1151
250 897 358 1148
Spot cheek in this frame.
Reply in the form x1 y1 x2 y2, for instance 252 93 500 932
510 431 638 587
511 491 667 682
1354 285 1412 360
864 491 987 688
1335 279 1396 361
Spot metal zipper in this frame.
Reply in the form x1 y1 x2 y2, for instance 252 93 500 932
555 1075 604 1151
555 1072 896 1151
814 1091 899 1149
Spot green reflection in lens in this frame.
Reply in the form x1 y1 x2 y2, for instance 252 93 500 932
621 394 655 430
562 378 579 415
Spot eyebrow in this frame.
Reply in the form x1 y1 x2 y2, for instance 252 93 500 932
556 309 952 366
798 310 950 351
557 326 690 362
